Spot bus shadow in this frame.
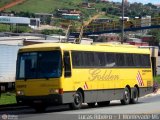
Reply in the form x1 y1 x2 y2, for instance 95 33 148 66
0 101 145 115
45 101 145 113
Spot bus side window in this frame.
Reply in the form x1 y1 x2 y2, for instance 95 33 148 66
64 51 71 77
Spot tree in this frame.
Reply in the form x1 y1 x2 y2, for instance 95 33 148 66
41 29 65 35
101 7 107 12
45 17 51 25
145 3 157 9
15 11 35 18
148 29 160 45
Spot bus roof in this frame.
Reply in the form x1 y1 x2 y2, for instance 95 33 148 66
19 43 150 54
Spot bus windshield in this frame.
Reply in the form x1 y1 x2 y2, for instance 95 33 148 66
16 50 62 80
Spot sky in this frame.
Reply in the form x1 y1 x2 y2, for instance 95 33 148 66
112 0 159 4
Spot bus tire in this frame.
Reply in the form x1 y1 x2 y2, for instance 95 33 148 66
88 103 96 108
69 91 83 110
121 87 130 105
97 101 110 107
130 87 138 104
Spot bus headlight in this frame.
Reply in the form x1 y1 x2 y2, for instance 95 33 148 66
17 90 24 95
49 89 59 94
49 88 63 94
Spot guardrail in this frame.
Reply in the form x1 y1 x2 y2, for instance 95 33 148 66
70 17 160 36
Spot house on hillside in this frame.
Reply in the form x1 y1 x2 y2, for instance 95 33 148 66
0 12 14 16
62 13 80 20
56 9 69 17
91 33 121 42
56 9 81 20
155 4 160 8
99 0 109 3
56 9 81 17
35 13 53 24
81 2 91 8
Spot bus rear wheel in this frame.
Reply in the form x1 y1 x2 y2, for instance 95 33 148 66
130 87 138 104
69 91 83 110
121 87 130 105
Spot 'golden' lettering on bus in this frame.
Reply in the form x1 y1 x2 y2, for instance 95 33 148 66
88 69 119 81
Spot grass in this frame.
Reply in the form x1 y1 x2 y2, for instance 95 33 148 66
0 24 32 33
7 0 82 13
154 75 160 84
0 24 10 32
0 92 16 105
0 0 13 8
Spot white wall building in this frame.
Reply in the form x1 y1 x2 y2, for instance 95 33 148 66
141 16 151 27
0 16 40 29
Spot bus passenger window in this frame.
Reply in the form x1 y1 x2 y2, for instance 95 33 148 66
125 54 134 67
96 52 106 66
83 52 95 67
72 51 84 67
141 54 150 67
133 54 142 67
64 51 71 77
106 53 116 67
116 53 125 67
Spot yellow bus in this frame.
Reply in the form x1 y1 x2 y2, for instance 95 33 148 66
15 43 153 112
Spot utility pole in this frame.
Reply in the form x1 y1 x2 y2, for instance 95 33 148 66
121 0 124 44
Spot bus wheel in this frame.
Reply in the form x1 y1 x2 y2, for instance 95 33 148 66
130 87 138 104
70 91 83 110
121 87 130 105
97 101 110 107
34 104 46 113
88 103 96 108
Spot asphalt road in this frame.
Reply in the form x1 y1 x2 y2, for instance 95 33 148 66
0 95 160 120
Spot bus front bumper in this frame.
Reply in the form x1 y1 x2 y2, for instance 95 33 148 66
16 94 63 105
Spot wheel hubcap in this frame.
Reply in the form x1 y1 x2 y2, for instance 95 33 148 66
134 91 138 101
125 91 129 102
75 94 80 105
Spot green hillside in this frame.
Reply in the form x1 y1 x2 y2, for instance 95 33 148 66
7 0 83 13
0 0 12 8
6 0 112 18
5 0 114 21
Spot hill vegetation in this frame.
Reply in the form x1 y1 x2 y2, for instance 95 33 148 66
7 0 83 13
5 0 113 19
0 24 32 33
1 0 159 20
0 0 13 8
2 0 113 30
0 0 159 34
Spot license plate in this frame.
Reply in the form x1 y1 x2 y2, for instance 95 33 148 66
33 100 42 103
